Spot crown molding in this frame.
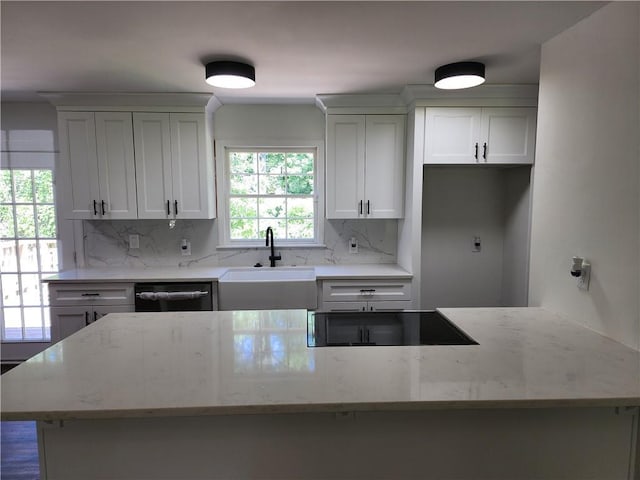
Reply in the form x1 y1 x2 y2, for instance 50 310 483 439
38 92 215 112
401 84 539 108
315 93 407 115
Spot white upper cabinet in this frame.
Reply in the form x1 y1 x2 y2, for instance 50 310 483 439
170 113 212 219
326 114 405 219
424 107 536 165
134 112 214 220
94 113 137 219
58 111 137 219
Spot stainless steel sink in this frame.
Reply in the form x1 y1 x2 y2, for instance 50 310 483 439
218 267 317 310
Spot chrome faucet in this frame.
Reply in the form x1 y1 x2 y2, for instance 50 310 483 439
265 227 281 267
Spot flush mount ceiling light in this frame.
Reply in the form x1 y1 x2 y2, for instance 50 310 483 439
434 61 485 90
205 61 255 89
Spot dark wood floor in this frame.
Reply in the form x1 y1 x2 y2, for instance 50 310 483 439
0 420 40 480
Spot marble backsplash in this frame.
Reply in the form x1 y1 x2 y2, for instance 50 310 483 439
82 219 397 268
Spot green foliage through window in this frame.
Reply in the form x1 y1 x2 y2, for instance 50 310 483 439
227 149 316 242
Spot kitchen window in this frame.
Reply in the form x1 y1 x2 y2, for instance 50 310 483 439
219 147 323 246
0 168 58 342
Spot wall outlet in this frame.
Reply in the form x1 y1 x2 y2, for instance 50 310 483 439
349 237 358 254
129 234 140 249
472 236 481 252
181 239 191 256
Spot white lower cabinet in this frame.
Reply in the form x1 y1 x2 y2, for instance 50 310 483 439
319 279 412 311
48 282 134 343
51 305 134 342
322 312 405 345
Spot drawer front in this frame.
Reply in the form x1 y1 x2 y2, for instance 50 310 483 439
322 279 411 303
49 283 134 306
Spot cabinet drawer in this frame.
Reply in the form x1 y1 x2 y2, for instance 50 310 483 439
49 283 134 306
322 280 411 302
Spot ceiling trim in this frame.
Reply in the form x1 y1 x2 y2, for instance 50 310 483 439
402 84 539 108
38 92 214 111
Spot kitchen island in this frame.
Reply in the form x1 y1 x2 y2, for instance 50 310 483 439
2 308 639 479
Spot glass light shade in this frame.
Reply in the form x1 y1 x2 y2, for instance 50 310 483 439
205 74 255 89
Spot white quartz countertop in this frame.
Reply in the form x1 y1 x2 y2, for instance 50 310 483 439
2 308 638 421
42 264 411 283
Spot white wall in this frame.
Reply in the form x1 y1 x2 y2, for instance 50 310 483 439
529 3 640 349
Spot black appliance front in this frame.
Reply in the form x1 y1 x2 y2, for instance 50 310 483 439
134 282 214 312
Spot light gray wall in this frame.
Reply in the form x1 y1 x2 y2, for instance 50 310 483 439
502 167 531 306
529 3 640 349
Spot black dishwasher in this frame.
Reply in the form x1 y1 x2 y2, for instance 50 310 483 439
134 282 214 312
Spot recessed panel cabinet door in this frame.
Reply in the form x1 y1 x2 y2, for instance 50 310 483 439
424 108 482 164
326 115 366 219
94 112 137 219
481 108 537 164
364 115 405 218
170 113 210 219
57 112 100 219
133 113 173 219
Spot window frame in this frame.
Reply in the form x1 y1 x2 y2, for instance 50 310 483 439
215 139 325 248
0 167 59 343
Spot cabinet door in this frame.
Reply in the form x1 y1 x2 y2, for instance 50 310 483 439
57 112 100 219
133 112 174 219
92 304 134 322
50 306 90 343
95 112 137 219
364 115 405 218
365 317 404 345
480 108 537 164
324 317 365 345
326 115 366 218
424 108 482 164
170 113 213 219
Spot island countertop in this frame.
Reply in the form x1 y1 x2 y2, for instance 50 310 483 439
1 308 638 421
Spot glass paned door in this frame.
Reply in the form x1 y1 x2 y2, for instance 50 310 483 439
1 168 58 341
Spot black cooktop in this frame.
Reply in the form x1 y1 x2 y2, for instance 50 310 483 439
307 310 478 347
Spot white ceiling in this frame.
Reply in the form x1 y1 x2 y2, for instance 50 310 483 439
1 1 604 104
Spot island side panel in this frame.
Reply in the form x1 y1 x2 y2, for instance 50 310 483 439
38 407 636 479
